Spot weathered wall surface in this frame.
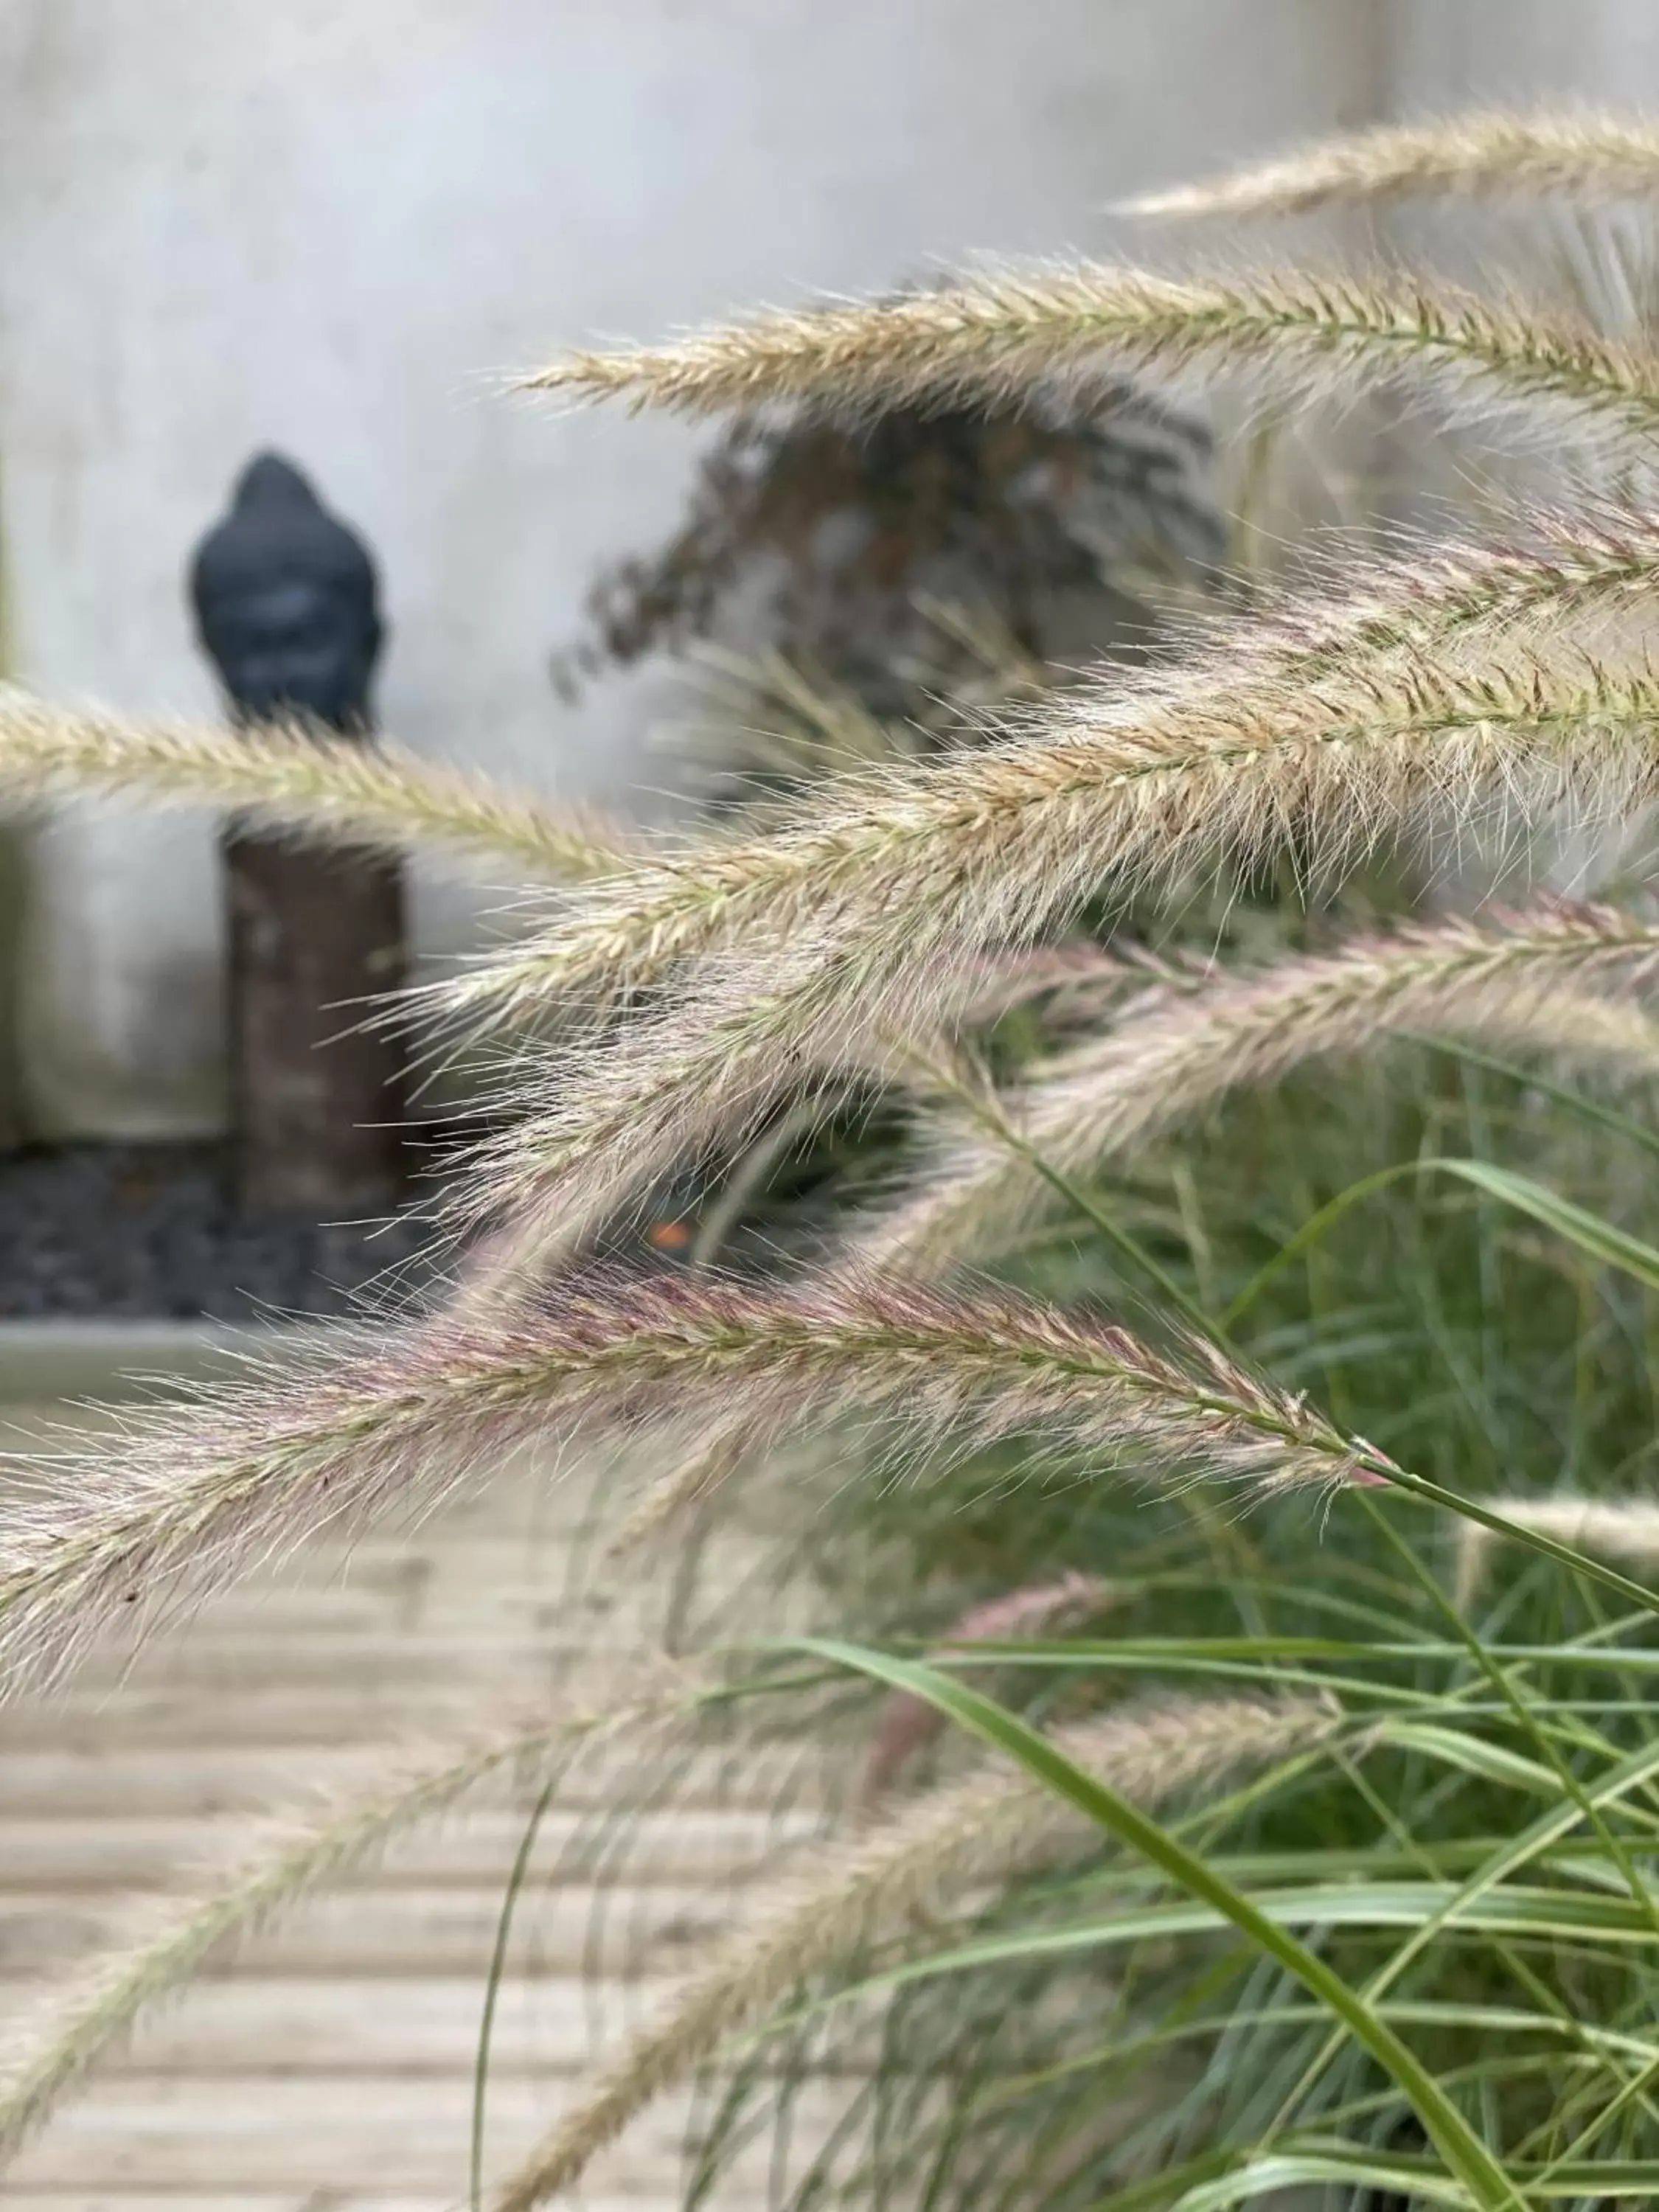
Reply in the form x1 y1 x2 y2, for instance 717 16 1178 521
19 0 1659 1142
0 0 1385 1137
1391 0 1659 98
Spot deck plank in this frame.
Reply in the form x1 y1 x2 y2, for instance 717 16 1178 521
0 1404 835 2207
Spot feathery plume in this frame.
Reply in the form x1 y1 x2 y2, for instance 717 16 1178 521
0 1276 1383 1687
1119 109 1659 223
0 1674 692 2160
861 1573 1116 1805
424 527 1659 1047
492 1692 1339 2211
854 900 1659 1275
518 265 1659 448
0 690 633 884
1215 502 1659 684
1453 1495 1659 1609
435 653 1659 1284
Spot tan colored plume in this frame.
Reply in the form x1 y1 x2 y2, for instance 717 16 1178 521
861 1573 1116 1804
519 265 1659 453
0 689 633 884
1200 503 1659 684
1454 1495 1659 1609
0 1670 698 2161
1119 109 1659 223
0 1275 1382 1688
424 521 1659 1048
434 650 1659 1292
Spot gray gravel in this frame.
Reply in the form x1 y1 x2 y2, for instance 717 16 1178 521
0 1144 442 1320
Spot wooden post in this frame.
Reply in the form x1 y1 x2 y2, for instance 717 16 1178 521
223 835 406 1214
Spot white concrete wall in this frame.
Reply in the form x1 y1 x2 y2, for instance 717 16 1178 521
1391 0 1659 102
0 0 1386 1135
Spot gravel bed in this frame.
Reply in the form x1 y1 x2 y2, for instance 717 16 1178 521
0 1144 444 1320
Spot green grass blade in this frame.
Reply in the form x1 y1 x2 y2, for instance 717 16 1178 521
1405 1029 1659 1161
470 1778 557 2212
1225 1153 1659 1332
781 1638 1526 2212
1427 1157 1659 1291
790 1882 1659 2022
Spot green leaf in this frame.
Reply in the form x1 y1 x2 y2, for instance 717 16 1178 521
883 1879 1659 1960
1226 1152 1659 1327
779 1638 1526 2212
1096 2140 1659 2211
1382 1722 1560 1798
1160 2145 1470 2211
1406 1028 1659 1161
1434 1155 1659 1290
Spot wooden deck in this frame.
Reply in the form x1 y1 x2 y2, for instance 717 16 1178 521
0 1398 832 2211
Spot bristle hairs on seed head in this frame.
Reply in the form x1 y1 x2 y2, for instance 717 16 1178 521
518 264 1659 454
1119 109 1659 223
0 1274 1382 1691
0 690 633 884
602 1411 766 1559
21 509 1656 1046
430 649 1659 1291
1211 500 1659 680
419 514 1659 1051
491 1690 1341 2212
853 898 1659 1278
425 532 1659 1058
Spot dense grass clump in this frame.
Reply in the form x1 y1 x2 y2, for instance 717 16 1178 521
12 104 1659 2212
